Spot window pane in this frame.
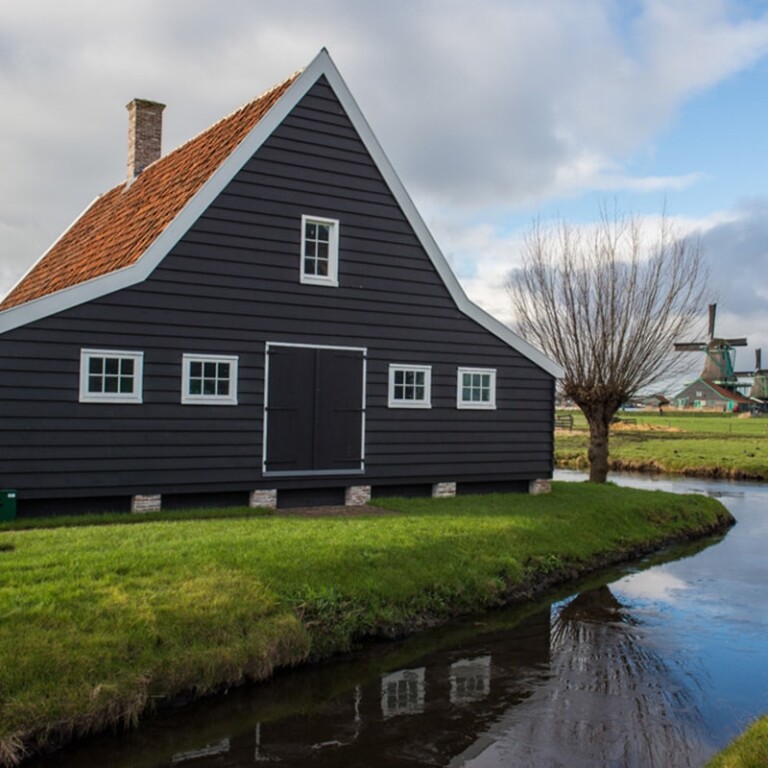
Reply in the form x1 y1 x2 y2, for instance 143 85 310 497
185 358 235 400
304 257 316 275
88 374 102 393
306 222 317 239
89 358 103 375
316 259 328 276
119 376 133 394
121 359 134 376
317 223 330 241
105 358 119 375
104 376 119 393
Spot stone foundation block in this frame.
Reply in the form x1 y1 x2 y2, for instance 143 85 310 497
529 479 552 495
432 481 457 498
131 494 162 513
250 489 277 509
345 485 371 506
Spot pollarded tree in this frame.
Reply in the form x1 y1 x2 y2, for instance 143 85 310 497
507 210 707 482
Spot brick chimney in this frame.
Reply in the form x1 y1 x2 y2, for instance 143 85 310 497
126 99 165 182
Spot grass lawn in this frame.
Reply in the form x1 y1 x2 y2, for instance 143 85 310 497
0 483 731 766
705 715 768 768
555 411 768 480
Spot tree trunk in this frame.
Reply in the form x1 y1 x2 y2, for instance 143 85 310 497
579 403 618 483
586 416 611 482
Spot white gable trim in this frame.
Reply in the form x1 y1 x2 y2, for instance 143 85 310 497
0 50 562 378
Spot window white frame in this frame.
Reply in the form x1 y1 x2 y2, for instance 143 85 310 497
300 214 339 286
79 349 144 403
457 367 496 409
181 354 238 405
388 364 432 409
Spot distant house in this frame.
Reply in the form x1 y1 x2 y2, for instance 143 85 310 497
673 379 751 412
0 50 561 516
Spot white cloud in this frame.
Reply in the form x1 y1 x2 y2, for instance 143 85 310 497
614 568 690 601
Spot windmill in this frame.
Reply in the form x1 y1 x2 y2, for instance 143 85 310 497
674 304 748 390
735 349 768 402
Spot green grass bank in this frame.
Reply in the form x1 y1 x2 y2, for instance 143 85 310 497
705 715 768 768
556 411 768 479
0 483 732 766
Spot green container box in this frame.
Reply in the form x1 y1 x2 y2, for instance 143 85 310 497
0 490 17 521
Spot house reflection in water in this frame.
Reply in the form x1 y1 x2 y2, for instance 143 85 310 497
381 667 426 718
35 592 703 768
216 608 552 766
450 656 492 704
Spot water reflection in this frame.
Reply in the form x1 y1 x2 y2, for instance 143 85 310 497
483 588 710 768
30 591 715 768
27 475 768 768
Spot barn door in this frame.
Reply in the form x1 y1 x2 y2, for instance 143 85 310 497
264 344 365 475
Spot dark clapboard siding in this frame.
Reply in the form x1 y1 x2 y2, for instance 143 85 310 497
0 76 554 508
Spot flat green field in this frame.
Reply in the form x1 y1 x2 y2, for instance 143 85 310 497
0 484 731 766
556 411 768 480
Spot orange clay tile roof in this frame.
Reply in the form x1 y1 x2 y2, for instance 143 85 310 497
0 71 301 311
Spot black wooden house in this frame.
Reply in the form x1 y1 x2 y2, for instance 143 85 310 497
0 50 561 515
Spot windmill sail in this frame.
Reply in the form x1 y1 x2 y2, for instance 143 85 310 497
673 303 752 396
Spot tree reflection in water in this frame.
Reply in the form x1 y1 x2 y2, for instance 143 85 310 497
455 586 712 768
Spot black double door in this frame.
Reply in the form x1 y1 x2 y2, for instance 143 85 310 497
264 345 365 474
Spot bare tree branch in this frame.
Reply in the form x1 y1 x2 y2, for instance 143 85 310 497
507 209 708 482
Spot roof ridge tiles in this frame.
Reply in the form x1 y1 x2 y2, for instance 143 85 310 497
133 68 303 183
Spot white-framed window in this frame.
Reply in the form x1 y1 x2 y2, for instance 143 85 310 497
388 364 432 408
79 349 143 403
457 367 496 409
182 354 238 405
301 215 339 286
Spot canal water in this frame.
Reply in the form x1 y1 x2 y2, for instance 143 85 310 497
28 472 768 768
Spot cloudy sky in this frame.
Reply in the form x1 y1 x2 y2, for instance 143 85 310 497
1 0 767 388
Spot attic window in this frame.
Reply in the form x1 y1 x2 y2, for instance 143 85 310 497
79 349 143 403
301 215 339 286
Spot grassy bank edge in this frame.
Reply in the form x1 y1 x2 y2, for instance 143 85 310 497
705 715 768 768
0 486 734 766
555 454 768 481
